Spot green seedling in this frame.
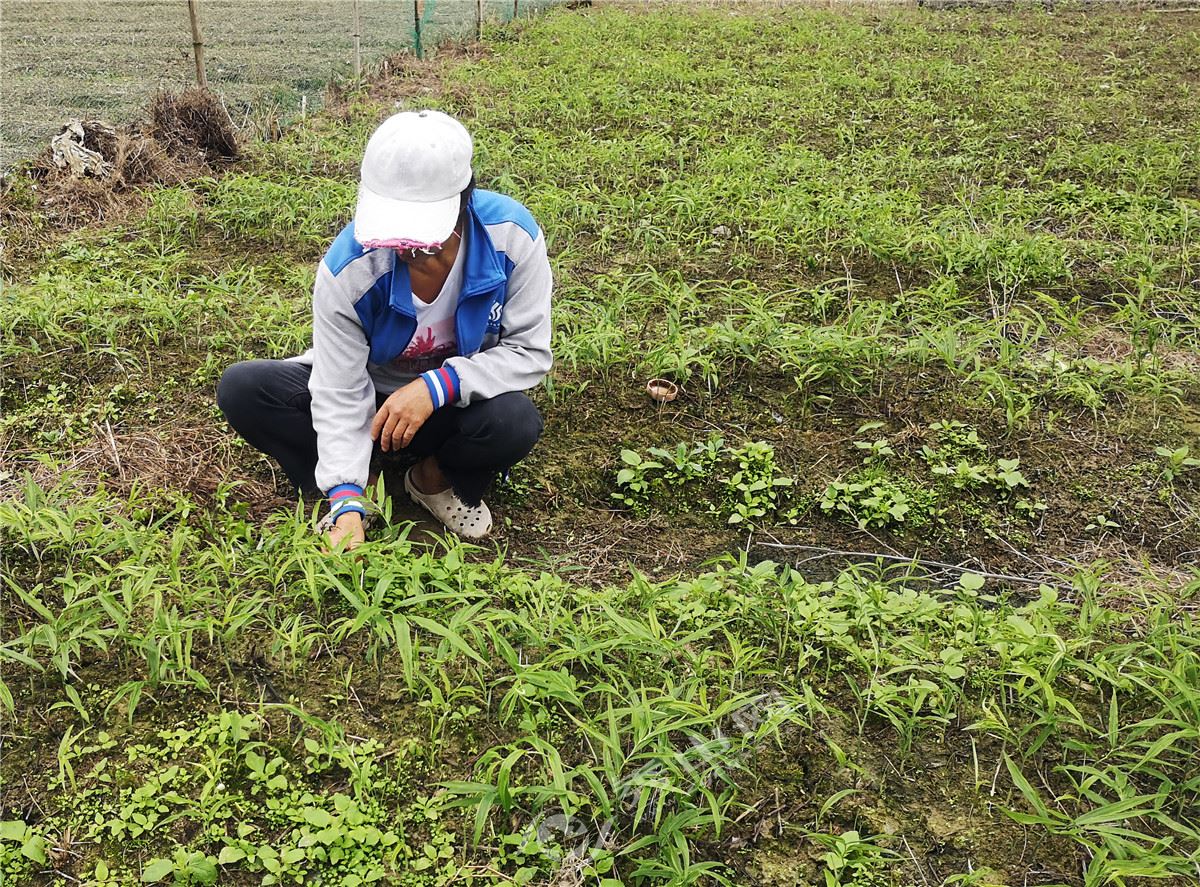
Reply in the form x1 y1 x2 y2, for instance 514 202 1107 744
1085 513 1121 533
1156 445 1199 485
853 421 894 465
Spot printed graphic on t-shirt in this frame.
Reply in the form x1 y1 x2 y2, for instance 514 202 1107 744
391 317 457 374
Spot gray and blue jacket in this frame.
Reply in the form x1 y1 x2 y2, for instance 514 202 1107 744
294 190 553 498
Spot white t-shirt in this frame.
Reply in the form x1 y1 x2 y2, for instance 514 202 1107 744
370 237 465 390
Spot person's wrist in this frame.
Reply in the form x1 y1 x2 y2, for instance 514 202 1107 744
334 509 364 527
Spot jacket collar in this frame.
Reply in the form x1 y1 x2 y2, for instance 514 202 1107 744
387 197 507 315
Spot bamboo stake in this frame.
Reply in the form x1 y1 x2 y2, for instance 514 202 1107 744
413 0 423 60
352 0 362 77
513 0 519 20
476 0 484 40
187 0 208 88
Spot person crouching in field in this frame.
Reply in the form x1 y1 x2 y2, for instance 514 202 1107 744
217 110 552 550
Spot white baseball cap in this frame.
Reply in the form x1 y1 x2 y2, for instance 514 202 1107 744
353 110 473 247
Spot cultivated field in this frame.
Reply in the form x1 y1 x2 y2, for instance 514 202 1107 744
2 3 1199 885
0 0 544 171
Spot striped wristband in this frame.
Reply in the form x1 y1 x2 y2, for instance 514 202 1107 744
329 499 366 522
420 365 460 409
327 483 366 522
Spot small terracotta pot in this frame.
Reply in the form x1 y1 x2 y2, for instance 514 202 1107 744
646 378 679 403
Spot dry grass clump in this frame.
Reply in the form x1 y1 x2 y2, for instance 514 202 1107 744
148 87 240 164
4 87 240 235
1 421 285 518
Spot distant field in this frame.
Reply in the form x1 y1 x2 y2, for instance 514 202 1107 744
0 0 545 170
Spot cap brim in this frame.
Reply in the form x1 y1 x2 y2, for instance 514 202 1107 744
353 181 459 246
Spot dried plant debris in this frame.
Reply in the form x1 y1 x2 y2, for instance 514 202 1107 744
4 88 239 233
148 87 240 164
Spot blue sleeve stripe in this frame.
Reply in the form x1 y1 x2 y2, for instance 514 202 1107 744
324 223 369 276
329 501 367 521
420 364 461 409
421 372 445 409
472 190 540 241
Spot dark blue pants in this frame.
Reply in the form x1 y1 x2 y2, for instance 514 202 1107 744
217 360 543 505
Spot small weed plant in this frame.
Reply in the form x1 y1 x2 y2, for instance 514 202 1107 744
613 436 796 526
1156 444 1199 486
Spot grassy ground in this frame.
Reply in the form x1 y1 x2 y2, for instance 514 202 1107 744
0 0 550 171
2 3 1199 885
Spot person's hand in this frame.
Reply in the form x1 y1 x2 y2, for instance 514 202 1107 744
326 510 365 552
372 380 435 452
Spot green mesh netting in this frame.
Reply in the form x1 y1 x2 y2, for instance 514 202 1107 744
412 0 564 57
0 0 571 170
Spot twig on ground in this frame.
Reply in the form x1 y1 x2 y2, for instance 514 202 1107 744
991 532 1078 573
102 420 125 481
732 796 768 824
903 835 932 887
752 540 1073 591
